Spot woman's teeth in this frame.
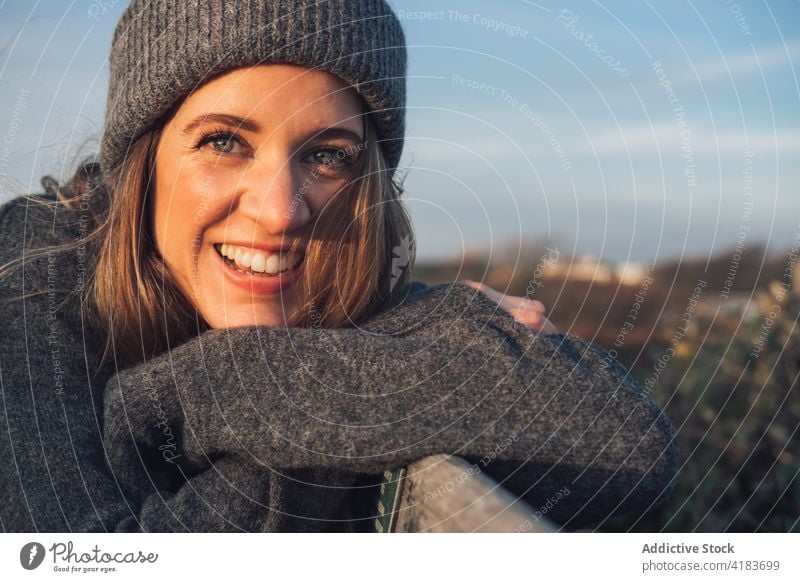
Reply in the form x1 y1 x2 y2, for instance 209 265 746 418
217 244 303 275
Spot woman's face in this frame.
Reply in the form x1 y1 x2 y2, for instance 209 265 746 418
153 64 365 328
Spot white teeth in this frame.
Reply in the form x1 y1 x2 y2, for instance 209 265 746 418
264 254 280 274
250 253 266 273
240 251 252 268
217 243 303 275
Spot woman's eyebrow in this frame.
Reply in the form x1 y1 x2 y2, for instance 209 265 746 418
182 113 364 143
182 113 260 134
306 126 364 143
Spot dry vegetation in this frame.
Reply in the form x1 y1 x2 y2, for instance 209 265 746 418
411 240 800 531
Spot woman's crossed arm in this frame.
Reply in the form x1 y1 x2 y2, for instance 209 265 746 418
104 280 679 529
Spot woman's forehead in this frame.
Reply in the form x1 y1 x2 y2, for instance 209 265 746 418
175 64 364 130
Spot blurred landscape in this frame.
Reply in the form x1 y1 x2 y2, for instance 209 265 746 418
412 238 800 532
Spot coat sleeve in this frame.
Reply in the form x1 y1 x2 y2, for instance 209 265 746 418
105 281 679 529
91 456 359 533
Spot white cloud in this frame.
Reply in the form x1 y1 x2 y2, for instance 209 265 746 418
672 40 800 87
405 124 800 163
576 122 800 154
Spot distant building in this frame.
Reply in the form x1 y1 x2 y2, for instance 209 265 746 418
541 255 644 285
614 261 650 286
565 255 613 283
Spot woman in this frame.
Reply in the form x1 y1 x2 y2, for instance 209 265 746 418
0 0 678 532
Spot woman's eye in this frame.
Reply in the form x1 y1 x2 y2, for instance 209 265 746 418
306 147 356 172
210 136 237 153
196 131 245 155
312 150 338 166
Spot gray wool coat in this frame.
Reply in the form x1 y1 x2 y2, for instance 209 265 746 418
0 193 679 532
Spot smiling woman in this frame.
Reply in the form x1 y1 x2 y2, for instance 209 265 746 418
89 60 415 365
0 0 677 534
153 65 370 329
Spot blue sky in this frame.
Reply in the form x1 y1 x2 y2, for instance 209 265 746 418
0 0 797 265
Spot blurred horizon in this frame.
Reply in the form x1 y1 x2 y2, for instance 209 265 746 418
0 0 798 266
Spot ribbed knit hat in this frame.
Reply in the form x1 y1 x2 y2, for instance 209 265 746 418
100 0 407 178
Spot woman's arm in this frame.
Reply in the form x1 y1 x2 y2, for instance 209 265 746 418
105 281 679 528
92 456 361 532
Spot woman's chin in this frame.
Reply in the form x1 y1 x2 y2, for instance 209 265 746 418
202 303 296 329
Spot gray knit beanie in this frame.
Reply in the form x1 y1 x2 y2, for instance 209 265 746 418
100 0 407 179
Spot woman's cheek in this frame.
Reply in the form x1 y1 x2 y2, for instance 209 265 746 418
169 168 227 239
188 164 243 210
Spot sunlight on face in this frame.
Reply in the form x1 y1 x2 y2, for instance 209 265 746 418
152 64 365 328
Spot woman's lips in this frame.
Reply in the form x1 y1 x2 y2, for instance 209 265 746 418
214 244 304 295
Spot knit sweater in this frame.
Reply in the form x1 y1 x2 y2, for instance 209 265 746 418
0 193 679 532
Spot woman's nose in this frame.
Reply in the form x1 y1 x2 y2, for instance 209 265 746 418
238 157 311 236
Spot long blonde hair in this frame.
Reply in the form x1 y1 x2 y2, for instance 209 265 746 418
4 113 415 368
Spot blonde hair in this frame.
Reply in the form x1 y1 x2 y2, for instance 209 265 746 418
3 114 415 368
